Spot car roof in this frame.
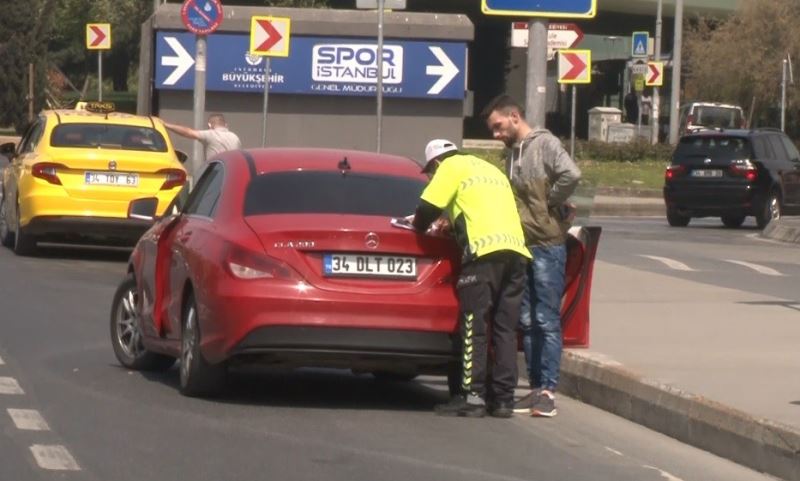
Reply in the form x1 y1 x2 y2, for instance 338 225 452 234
681 102 742 110
44 110 158 128
240 147 426 178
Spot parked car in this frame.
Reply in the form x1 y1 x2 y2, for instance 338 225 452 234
0 102 187 255
679 102 745 135
663 128 800 228
109 147 601 398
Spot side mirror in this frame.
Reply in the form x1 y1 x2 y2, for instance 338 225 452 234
0 142 16 158
175 150 188 164
128 197 159 221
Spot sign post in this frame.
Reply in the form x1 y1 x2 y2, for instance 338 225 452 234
250 16 291 147
558 49 591 159
181 0 223 180
483 0 596 130
86 23 111 101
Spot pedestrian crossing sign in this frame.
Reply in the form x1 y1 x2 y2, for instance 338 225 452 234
632 31 649 58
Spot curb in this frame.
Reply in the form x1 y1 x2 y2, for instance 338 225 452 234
558 350 800 480
763 219 800 244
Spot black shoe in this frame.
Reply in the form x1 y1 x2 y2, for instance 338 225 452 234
531 390 557 418
513 389 541 413
489 402 514 418
434 396 486 418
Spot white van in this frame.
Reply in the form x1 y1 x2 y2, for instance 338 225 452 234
679 102 746 134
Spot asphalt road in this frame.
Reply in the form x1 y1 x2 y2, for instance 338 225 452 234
581 216 800 301
0 240 777 481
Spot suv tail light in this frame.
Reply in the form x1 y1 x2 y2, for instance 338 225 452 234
686 114 695 132
225 244 304 281
665 165 687 181
31 162 66 185
157 168 186 190
729 160 757 182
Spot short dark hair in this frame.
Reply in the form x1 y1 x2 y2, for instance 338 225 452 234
480 94 524 118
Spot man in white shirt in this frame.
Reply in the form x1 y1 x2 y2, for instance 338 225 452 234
162 113 242 164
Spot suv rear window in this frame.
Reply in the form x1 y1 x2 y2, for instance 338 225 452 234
244 171 426 217
693 106 742 129
675 136 751 161
50 124 168 152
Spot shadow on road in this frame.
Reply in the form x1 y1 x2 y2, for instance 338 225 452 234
137 366 448 412
31 242 131 262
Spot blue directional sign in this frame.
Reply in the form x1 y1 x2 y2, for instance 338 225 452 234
632 31 649 58
482 0 596 18
155 31 467 100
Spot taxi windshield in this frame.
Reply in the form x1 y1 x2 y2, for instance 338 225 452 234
50 124 168 152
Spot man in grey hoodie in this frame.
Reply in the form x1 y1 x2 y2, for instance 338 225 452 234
482 94 581 417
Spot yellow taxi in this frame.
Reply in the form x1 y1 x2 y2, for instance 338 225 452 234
0 102 187 255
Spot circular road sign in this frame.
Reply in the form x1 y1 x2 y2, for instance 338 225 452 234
181 0 223 36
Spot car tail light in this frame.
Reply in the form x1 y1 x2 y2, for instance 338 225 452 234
686 114 695 132
665 165 686 181
157 168 186 190
31 162 66 185
729 160 757 182
226 244 303 281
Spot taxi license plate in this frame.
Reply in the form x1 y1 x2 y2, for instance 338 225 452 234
85 171 139 186
323 254 416 278
691 169 723 178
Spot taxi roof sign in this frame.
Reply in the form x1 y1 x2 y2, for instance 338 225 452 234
76 101 116 114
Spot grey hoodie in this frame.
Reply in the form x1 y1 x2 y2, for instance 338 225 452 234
506 128 581 246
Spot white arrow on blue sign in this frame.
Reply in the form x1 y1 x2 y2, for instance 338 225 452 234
161 37 195 85
426 47 459 95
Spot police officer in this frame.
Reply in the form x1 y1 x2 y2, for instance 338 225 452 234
412 139 531 418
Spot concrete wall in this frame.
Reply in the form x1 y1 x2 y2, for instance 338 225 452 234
139 4 473 165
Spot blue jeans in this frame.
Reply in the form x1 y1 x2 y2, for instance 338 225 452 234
520 243 566 391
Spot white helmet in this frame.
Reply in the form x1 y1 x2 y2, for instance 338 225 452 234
422 139 458 172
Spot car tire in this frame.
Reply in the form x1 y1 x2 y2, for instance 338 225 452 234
756 191 781 230
13 201 36 256
372 371 418 382
179 293 225 397
0 196 13 247
721 215 746 228
110 274 175 371
666 208 690 227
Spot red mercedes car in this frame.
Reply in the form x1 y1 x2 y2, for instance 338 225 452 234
110 148 600 397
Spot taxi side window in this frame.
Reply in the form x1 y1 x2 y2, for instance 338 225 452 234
19 119 46 154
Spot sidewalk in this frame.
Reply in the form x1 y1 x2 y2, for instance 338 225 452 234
560 193 800 480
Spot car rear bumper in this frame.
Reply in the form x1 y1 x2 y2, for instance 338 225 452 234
228 326 457 372
663 184 760 216
196 278 459 366
24 216 153 243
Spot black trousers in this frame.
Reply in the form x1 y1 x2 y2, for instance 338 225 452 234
456 250 527 404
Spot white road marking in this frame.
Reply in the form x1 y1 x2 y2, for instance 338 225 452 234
724 259 784 276
604 446 624 456
7 409 50 431
643 465 685 481
639 255 696 272
0 377 24 394
30 445 80 471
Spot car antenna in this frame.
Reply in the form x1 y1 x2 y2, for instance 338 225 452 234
338 156 351 175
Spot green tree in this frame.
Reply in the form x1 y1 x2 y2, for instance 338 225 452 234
684 0 800 132
0 0 56 132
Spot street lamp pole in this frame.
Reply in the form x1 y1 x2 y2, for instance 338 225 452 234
668 0 683 144
652 0 662 144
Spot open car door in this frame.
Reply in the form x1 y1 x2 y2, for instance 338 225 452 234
562 226 602 347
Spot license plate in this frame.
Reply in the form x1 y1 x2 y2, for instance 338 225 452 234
691 169 722 177
323 254 416 278
84 171 139 186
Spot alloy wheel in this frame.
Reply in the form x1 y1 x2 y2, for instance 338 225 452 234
180 304 197 384
115 286 145 359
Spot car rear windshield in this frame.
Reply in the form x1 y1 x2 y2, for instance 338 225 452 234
675 136 751 161
693 106 742 128
50 124 168 152
244 171 426 217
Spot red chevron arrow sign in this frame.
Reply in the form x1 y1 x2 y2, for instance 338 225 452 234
646 61 664 87
558 49 591 84
250 16 291 57
86 24 111 50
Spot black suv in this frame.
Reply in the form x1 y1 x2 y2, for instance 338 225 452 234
663 128 800 228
